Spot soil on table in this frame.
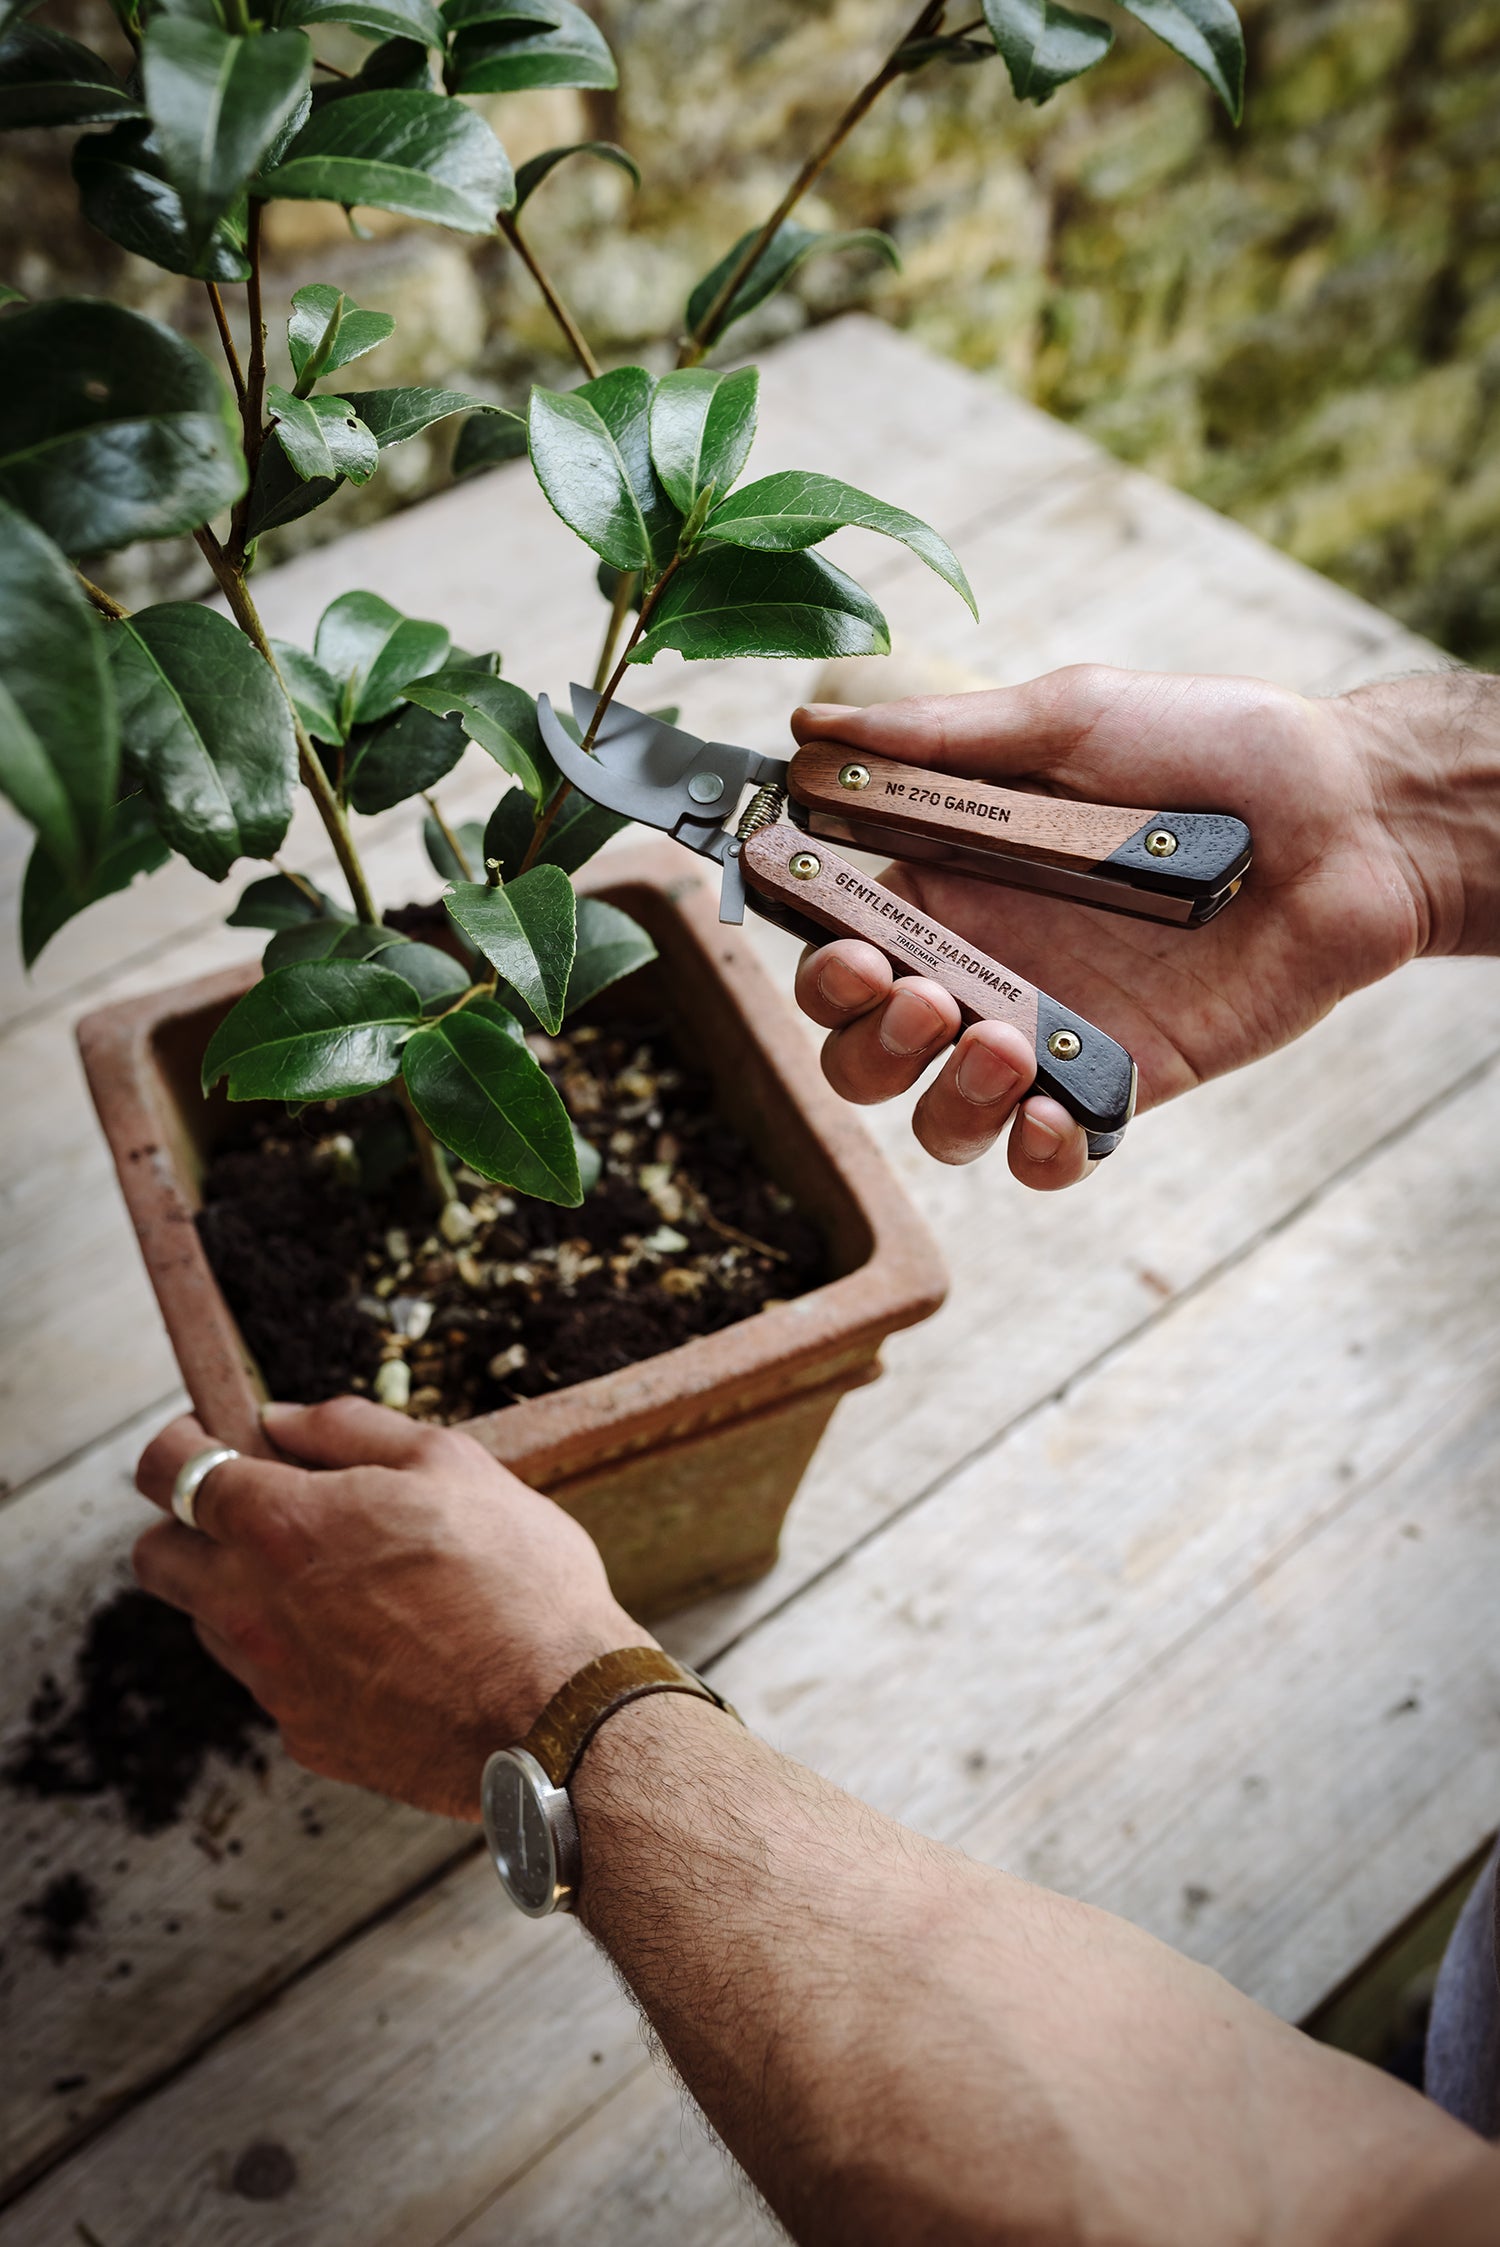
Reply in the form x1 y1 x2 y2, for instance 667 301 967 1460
6 1588 272 1839
195 1008 828 1421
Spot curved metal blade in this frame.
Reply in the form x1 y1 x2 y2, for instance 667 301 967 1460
535 688 786 864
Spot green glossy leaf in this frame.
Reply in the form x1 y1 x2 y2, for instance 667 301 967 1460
243 439 342 538
227 867 346 927
0 299 243 554
112 603 297 879
631 547 889 665
980 0 1113 101
443 864 574 1033
513 137 637 210
267 383 379 483
563 897 655 1014
259 919 463 1005
443 0 614 94
142 18 310 254
261 914 398 968
202 958 421 1099
452 405 527 477
402 668 553 805
0 25 142 130
73 119 251 280
703 469 975 617
255 88 513 231
482 781 625 884
894 31 995 66
0 500 117 885
0 280 24 304
402 1001 580 1201
685 221 900 344
648 365 758 516
307 33 431 105
288 281 395 388
341 698 467 814
528 365 678 574
21 795 169 967
423 810 482 883
340 384 492 447
313 588 449 727
269 639 346 742
1116 0 1243 119
278 0 444 51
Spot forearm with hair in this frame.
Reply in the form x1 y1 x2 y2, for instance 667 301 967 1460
571 1695 1479 2247
1345 668 1500 958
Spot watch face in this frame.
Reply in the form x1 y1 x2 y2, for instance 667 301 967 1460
482 1751 567 1917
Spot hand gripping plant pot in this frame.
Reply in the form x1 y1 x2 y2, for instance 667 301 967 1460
78 840 947 1617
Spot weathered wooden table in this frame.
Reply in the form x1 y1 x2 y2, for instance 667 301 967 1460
3 317 1496 2245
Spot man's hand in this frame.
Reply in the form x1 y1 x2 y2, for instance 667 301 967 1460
133 1399 642 1820
792 663 1496 1189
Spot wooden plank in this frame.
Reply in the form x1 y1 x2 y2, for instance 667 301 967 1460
0 1404 474 2194
10 1051 1500 2247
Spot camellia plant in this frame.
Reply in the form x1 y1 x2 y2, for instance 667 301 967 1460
0 0 1244 1217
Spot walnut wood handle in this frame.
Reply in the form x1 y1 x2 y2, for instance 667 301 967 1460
741 823 1137 1157
787 743 1251 921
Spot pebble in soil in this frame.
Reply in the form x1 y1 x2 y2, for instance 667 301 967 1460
195 1013 828 1423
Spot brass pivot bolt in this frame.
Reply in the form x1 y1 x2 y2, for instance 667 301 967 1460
1047 1028 1083 1061
1145 829 1178 857
837 762 871 791
788 850 822 881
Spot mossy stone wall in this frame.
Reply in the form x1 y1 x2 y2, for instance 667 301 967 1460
6 0 1497 663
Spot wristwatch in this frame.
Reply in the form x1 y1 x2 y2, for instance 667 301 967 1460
480 1646 740 1917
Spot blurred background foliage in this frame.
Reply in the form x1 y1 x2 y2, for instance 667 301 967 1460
7 0 1497 666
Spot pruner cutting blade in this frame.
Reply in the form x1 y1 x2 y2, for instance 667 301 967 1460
536 689 785 867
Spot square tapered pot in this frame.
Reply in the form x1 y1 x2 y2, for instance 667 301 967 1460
77 841 948 1619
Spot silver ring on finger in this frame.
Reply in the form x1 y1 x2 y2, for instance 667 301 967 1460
171 1445 239 1532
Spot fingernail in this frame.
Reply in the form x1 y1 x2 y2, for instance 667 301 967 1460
818 956 878 1011
260 1401 297 1425
796 702 855 722
1020 1110 1064 1164
880 987 943 1057
956 1043 1021 1106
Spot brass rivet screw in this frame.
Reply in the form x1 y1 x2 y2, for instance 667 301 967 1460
788 850 822 881
1145 829 1178 857
1047 1029 1083 1061
837 762 871 791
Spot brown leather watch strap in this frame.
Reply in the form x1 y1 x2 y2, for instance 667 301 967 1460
519 1647 740 1788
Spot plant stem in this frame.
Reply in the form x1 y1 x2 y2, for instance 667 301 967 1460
591 567 638 693
399 1079 458 1208
205 282 246 405
516 555 678 876
498 212 600 381
77 571 128 621
231 198 269 562
422 790 474 879
677 0 944 367
195 525 382 926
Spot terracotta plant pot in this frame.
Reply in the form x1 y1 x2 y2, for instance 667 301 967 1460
77 841 948 1619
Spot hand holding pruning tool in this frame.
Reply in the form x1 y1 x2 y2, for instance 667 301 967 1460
538 664 1259 1165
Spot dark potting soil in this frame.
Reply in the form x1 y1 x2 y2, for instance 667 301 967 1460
5 1587 272 1837
194 1010 828 1422
22 1870 99 1963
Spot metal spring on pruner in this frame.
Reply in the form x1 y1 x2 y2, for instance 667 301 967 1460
736 783 786 841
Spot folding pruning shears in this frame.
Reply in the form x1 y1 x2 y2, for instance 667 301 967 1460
536 687 1252 1161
